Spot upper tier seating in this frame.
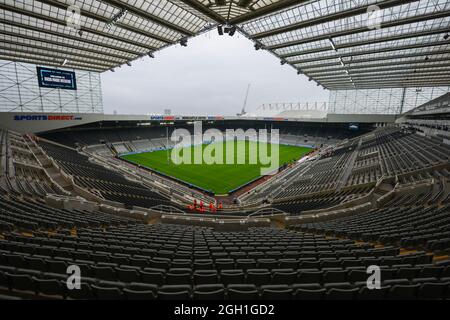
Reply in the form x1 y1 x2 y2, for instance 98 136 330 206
39 123 361 149
268 128 450 214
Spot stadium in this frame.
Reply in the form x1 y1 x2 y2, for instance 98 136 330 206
0 0 450 306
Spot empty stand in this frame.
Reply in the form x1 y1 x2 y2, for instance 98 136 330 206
39 141 172 210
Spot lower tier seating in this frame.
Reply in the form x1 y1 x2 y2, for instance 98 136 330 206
1 223 449 299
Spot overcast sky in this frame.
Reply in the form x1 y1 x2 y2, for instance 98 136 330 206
101 30 329 116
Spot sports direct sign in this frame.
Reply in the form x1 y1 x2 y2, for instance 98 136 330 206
14 115 83 121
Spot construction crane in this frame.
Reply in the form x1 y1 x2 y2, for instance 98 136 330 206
237 84 251 116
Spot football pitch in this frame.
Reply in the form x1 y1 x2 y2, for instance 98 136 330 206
120 141 312 195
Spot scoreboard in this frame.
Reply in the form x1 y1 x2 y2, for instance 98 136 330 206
37 66 77 90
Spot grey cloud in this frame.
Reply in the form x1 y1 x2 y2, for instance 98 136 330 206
102 30 329 116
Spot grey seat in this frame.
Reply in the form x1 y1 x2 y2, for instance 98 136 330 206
123 288 156 300
418 282 448 300
297 271 322 284
358 286 390 300
220 269 245 285
158 285 191 300
271 270 297 285
92 284 124 300
227 284 259 300
293 288 326 300
246 269 271 286
326 288 358 300
261 285 292 300
193 284 225 300
193 270 218 285
116 267 140 283
34 278 63 299
386 284 420 300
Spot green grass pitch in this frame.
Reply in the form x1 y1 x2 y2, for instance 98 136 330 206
120 141 312 195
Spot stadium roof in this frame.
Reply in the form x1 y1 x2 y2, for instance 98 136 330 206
1 0 449 89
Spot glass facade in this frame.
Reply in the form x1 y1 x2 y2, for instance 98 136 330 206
328 87 450 114
0 59 103 113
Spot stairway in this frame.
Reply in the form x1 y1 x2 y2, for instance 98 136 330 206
336 138 362 191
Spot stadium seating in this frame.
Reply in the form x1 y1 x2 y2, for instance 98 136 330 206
1 220 449 300
39 123 358 150
1 125 450 300
39 141 172 210
264 128 450 214
0 131 67 197
292 204 450 251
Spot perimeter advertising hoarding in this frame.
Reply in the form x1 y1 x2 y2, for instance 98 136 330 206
37 67 77 90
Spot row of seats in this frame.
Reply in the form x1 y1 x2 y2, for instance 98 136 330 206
1 269 449 300
3 256 449 285
270 128 450 214
0 196 137 231
39 124 358 149
39 141 172 209
294 204 450 251
274 187 370 214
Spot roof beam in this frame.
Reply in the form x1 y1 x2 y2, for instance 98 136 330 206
327 78 450 85
38 0 174 44
322 77 450 86
278 26 449 58
326 80 450 88
267 9 450 50
315 70 450 81
321 80 450 89
0 44 113 69
324 78 450 85
0 53 105 72
298 50 450 71
0 27 128 61
0 37 121 66
307 60 450 76
328 82 450 89
0 19 141 57
288 40 448 65
230 0 310 24
0 3 157 51
100 0 203 34
177 0 226 23
326 78 450 84
252 0 412 39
